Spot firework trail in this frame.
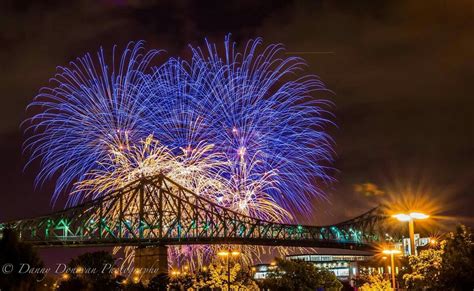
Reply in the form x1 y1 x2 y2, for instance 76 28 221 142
24 36 334 268
147 36 335 213
23 41 161 205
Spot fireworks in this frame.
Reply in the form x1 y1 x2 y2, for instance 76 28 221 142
146 36 334 212
24 36 334 267
23 41 161 206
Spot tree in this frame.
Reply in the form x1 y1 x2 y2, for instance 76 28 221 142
402 248 443 289
261 258 342 291
148 273 169 291
58 277 88 291
206 262 241 289
359 273 391 291
438 224 474 290
400 224 474 290
0 228 44 290
191 263 258 290
58 250 117 290
169 273 193 290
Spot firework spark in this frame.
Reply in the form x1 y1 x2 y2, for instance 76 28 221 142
146 36 335 212
24 41 161 206
24 36 334 268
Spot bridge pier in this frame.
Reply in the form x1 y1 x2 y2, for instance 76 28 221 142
134 245 168 285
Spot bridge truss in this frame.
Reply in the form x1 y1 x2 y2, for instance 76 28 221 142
0 174 387 249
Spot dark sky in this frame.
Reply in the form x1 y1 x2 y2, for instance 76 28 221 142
1 0 473 231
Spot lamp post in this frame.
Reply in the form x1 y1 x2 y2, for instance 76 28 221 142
382 249 401 290
217 250 240 291
392 212 429 255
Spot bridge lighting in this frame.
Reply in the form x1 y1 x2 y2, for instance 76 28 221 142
382 248 401 289
392 211 430 255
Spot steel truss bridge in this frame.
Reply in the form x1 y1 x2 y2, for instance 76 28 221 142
0 174 388 249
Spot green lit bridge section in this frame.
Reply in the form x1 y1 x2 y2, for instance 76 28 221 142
0 174 387 249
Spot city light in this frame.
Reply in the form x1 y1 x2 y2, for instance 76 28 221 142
382 249 402 255
392 212 429 221
171 270 181 276
393 211 430 255
392 213 411 221
217 249 241 290
410 212 430 220
231 251 241 256
382 248 402 289
217 251 230 257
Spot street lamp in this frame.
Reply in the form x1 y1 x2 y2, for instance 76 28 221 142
382 249 402 290
217 249 240 290
392 212 429 255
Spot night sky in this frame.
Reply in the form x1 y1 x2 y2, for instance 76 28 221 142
1 0 473 251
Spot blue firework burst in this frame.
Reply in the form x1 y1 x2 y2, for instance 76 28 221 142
25 36 334 214
24 41 161 205
146 36 335 212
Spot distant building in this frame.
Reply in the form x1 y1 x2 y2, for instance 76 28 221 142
399 234 431 255
253 248 373 283
253 235 434 285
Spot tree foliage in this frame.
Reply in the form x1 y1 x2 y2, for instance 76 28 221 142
403 248 443 289
192 263 258 290
0 228 44 290
261 258 342 291
148 273 169 291
359 273 391 291
438 224 474 289
402 224 474 290
58 251 117 290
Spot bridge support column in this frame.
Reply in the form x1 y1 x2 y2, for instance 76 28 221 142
134 245 168 285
